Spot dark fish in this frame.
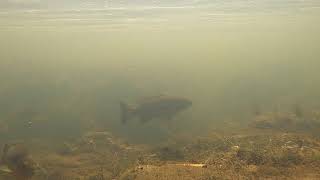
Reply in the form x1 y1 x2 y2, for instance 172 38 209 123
120 95 192 124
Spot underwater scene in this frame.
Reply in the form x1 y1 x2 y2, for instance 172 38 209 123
1 0 320 179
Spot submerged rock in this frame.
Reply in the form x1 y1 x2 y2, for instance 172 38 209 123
1 143 36 179
250 113 297 130
250 111 320 136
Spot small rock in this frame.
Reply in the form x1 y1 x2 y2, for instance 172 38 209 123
246 165 258 173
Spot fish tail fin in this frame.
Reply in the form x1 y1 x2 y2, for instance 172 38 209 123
120 102 130 124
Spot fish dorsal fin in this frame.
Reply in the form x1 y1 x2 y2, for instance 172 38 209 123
139 94 168 103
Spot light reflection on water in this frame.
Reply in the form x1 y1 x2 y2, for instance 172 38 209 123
0 0 319 28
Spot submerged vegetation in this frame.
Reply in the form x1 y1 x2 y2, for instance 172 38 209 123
1 108 320 179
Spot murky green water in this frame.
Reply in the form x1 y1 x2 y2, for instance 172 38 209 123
0 1 320 143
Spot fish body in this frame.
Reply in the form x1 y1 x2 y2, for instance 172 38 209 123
120 95 192 124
